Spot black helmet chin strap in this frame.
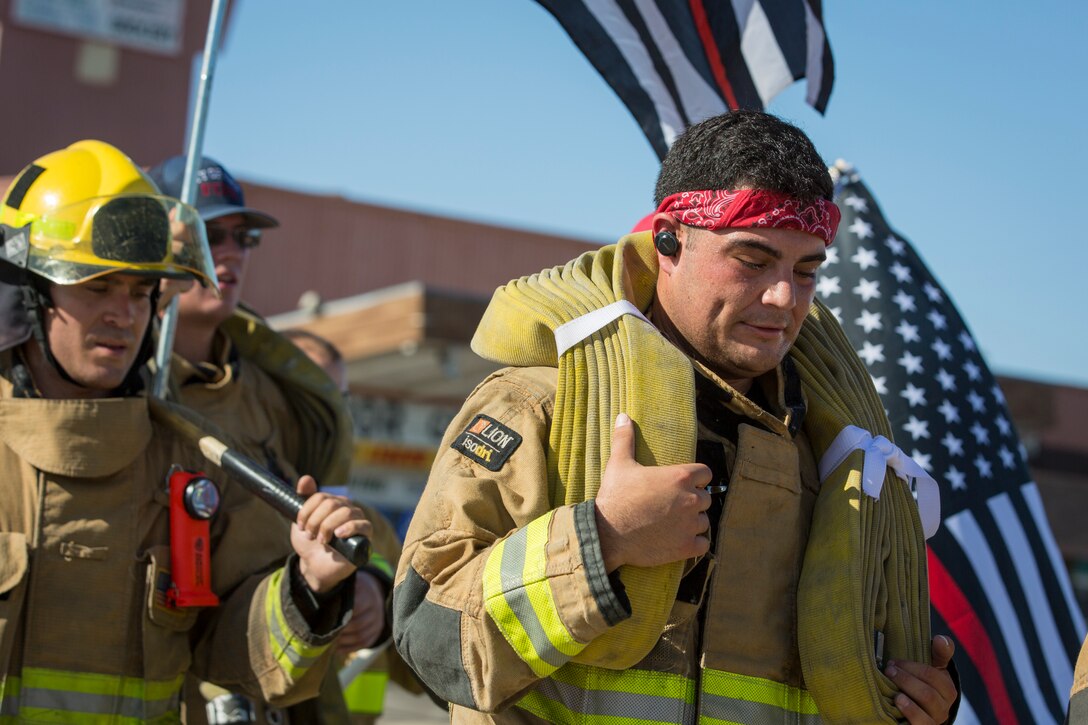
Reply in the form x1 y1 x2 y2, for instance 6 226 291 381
21 280 81 389
21 277 160 396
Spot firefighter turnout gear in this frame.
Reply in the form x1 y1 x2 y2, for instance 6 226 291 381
0 360 348 722
393 233 935 723
171 309 409 724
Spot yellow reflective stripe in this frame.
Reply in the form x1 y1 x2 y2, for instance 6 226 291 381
14 709 177 724
22 668 183 700
700 669 818 715
483 512 585 677
516 665 820 724
518 664 695 723
265 568 329 680
342 670 388 715
368 552 394 579
3 667 183 722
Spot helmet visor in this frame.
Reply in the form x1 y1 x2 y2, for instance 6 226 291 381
25 194 219 290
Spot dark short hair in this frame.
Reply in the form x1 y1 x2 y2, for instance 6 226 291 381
653 110 833 207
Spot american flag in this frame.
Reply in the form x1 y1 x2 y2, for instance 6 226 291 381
534 0 834 159
822 165 1086 724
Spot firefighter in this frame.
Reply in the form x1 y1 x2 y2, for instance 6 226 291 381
148 155 401 724
0 140 371 722
393 111 959 724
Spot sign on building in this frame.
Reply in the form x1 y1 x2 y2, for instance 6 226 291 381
345 394 458 538
12 0 186 55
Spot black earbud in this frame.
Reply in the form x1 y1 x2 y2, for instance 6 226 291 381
654 230 679 256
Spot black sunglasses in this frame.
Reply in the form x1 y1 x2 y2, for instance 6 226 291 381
206 225 262 249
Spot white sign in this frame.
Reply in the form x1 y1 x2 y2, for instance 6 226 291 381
344 395 458 529
12 0 186 56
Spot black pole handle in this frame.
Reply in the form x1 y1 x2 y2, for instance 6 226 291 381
148 398 370 568
218 449 370 568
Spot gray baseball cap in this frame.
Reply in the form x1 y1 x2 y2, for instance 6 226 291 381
148 155 278 229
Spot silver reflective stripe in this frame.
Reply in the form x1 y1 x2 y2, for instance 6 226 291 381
498 526 568 670
531 675 696 722
269 613 322 670
20 685 179 720
700 691 822 725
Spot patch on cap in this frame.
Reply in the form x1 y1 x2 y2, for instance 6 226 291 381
452 414 523 471
194 162 245 207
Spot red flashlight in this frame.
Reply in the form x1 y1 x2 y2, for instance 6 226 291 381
167 467 221 608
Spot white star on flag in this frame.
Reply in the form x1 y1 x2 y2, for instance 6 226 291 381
938 399 961 424
844 195 868 211
911 450 933 471
900 382 927 407
853 278 881 302
931 338 953 361
884 236 906 255
848 217 873 239
892 290 916 313
816 275 841 297
941 431 964 456
857 340 884 365
927 309 948 330
889 261 912 282
896 320 920 343
855 309 882 333
970 421 990 445
851 247 879 270
903 415 930 440
898 350 924 375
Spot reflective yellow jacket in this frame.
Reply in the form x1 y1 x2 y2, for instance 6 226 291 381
394 362 825 724
0 358 343 723
172 314 407 725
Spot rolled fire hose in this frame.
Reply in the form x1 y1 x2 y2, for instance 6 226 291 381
471 232 931 722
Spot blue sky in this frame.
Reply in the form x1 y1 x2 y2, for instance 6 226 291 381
201 1 1088 388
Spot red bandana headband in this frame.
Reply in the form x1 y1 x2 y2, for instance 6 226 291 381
655 189 841 246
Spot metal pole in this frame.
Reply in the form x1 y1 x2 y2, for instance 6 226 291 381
152 0 229 398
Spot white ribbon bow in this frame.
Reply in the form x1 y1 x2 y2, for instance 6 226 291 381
819 425 941 539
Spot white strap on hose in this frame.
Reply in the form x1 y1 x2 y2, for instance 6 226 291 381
819 425 941 539
553 300 651 356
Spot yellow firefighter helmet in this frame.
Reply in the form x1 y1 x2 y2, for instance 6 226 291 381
0 140 217 287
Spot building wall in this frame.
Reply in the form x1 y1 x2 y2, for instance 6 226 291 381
241 182 604 318
0 0 228 171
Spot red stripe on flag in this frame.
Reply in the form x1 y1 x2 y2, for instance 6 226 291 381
688 0 738 110
928 547 1019 725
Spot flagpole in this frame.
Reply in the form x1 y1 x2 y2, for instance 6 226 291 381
152 0 229 398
